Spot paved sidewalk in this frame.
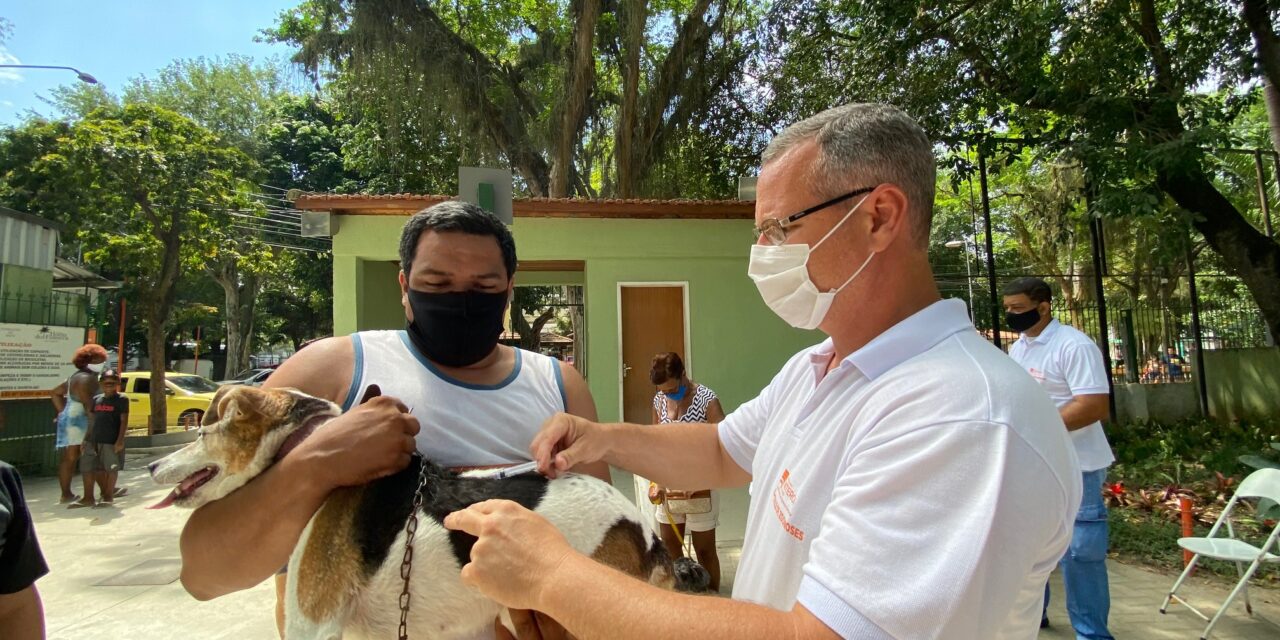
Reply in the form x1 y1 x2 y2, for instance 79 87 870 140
21 458 1280 639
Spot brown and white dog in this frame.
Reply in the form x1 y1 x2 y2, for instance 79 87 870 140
149 385 674 639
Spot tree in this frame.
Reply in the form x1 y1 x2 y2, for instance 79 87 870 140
33 104 253 433
124 56 294 377
767 0 1280 340
509 287 560 352
266 0 757 198
257 249 334 350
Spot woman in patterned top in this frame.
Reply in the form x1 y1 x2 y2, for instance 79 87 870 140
647 351 726 592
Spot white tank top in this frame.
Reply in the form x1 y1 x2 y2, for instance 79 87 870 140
345 330 568 469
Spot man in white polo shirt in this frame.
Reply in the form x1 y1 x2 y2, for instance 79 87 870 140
1003 277 1115 639
444 103 1082 639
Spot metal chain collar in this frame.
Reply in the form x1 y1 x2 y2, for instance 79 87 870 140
398 458 431 640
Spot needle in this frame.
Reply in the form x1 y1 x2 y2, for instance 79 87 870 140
482 461 540 479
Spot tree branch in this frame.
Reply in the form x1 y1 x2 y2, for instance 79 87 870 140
1132 0 1178 96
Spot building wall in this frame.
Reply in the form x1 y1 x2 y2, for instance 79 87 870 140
332 215 820 420
1205 347 1280 422
0 214 58 272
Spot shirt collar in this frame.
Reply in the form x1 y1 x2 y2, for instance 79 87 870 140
809 299 976 382
1018 318 1061 346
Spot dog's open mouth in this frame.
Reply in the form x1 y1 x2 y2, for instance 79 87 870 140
149 466 219 509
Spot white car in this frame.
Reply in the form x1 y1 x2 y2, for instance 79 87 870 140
217 368 274 387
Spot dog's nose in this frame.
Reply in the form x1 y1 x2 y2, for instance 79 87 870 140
147 461 160 474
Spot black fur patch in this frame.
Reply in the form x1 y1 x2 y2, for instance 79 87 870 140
352 458 421 576
352 455 550 574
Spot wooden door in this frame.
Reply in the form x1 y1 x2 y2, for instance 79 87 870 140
620 286 686 424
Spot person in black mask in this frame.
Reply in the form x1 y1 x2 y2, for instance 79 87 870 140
1002 277 1115 638
178 201 607 639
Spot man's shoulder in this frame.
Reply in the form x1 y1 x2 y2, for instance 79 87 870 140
1050 323 1097 348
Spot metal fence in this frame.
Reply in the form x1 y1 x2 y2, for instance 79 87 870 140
0 291 90 327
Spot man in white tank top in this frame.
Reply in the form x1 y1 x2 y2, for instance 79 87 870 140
178 202 608 638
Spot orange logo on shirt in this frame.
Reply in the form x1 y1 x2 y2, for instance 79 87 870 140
772 469 805 541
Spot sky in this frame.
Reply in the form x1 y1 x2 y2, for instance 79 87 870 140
0 1 301 125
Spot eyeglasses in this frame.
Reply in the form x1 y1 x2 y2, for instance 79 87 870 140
753 185 877 246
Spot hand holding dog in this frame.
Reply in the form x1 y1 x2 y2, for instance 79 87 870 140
530 413 610 479
293 395 420 489
444 499 573 612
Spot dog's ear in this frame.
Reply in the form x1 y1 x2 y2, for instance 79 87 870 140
359 384 382 405
203 385 237 426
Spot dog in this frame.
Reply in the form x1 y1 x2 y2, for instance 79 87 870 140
149 385 675 639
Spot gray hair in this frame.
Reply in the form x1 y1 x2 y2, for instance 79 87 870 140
762 103 936 246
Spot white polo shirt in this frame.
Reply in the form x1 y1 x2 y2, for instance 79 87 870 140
1008 319 1115 472
719 299 1081 639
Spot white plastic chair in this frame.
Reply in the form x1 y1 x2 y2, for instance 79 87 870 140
1159 467 1280 639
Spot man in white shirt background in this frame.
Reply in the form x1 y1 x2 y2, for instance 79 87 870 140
443 103 1082 639
1004 276 1115 640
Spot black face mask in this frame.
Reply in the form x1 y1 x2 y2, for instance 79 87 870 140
405 289 509 368
1005 307 1042 333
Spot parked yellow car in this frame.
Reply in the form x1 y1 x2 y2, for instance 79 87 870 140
119 372 220 431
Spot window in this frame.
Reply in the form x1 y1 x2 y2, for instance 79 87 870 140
169 376 220 394
133 378 150 394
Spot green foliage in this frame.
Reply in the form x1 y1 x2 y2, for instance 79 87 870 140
18 103 255 431
765 0 1280 335
264 0 762 197
1110 417 1280 487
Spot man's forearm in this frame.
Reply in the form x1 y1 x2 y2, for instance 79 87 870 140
1059 396 1109 431
179 455 329 599
539 553 805 640
600 422 748 490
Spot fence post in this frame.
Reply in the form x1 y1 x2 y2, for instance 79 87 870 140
977 143 1002 349
1121 310 1139 383
1185 246 1210 417
1084 177 1117 422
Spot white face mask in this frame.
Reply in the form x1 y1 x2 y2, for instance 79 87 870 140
87 362 105 373
748 195 875 330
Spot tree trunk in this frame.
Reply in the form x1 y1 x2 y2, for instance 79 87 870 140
237 272 258 373
1157 168 1280 341
549 0 601 197
615 0 648 198
1243 0 1280 155
221 267 244 378
212 258 263 378
146 308 169 435
566 285 585 375
509 303 556 352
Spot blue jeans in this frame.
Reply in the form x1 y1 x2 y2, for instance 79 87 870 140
1044 468 1115 639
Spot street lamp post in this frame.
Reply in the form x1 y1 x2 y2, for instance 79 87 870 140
945 238 977 322
0 64 98 84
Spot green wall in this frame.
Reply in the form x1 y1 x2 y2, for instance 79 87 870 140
332 215 820 420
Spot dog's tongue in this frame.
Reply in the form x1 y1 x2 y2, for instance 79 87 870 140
148 467 217 509
148 489 180 510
